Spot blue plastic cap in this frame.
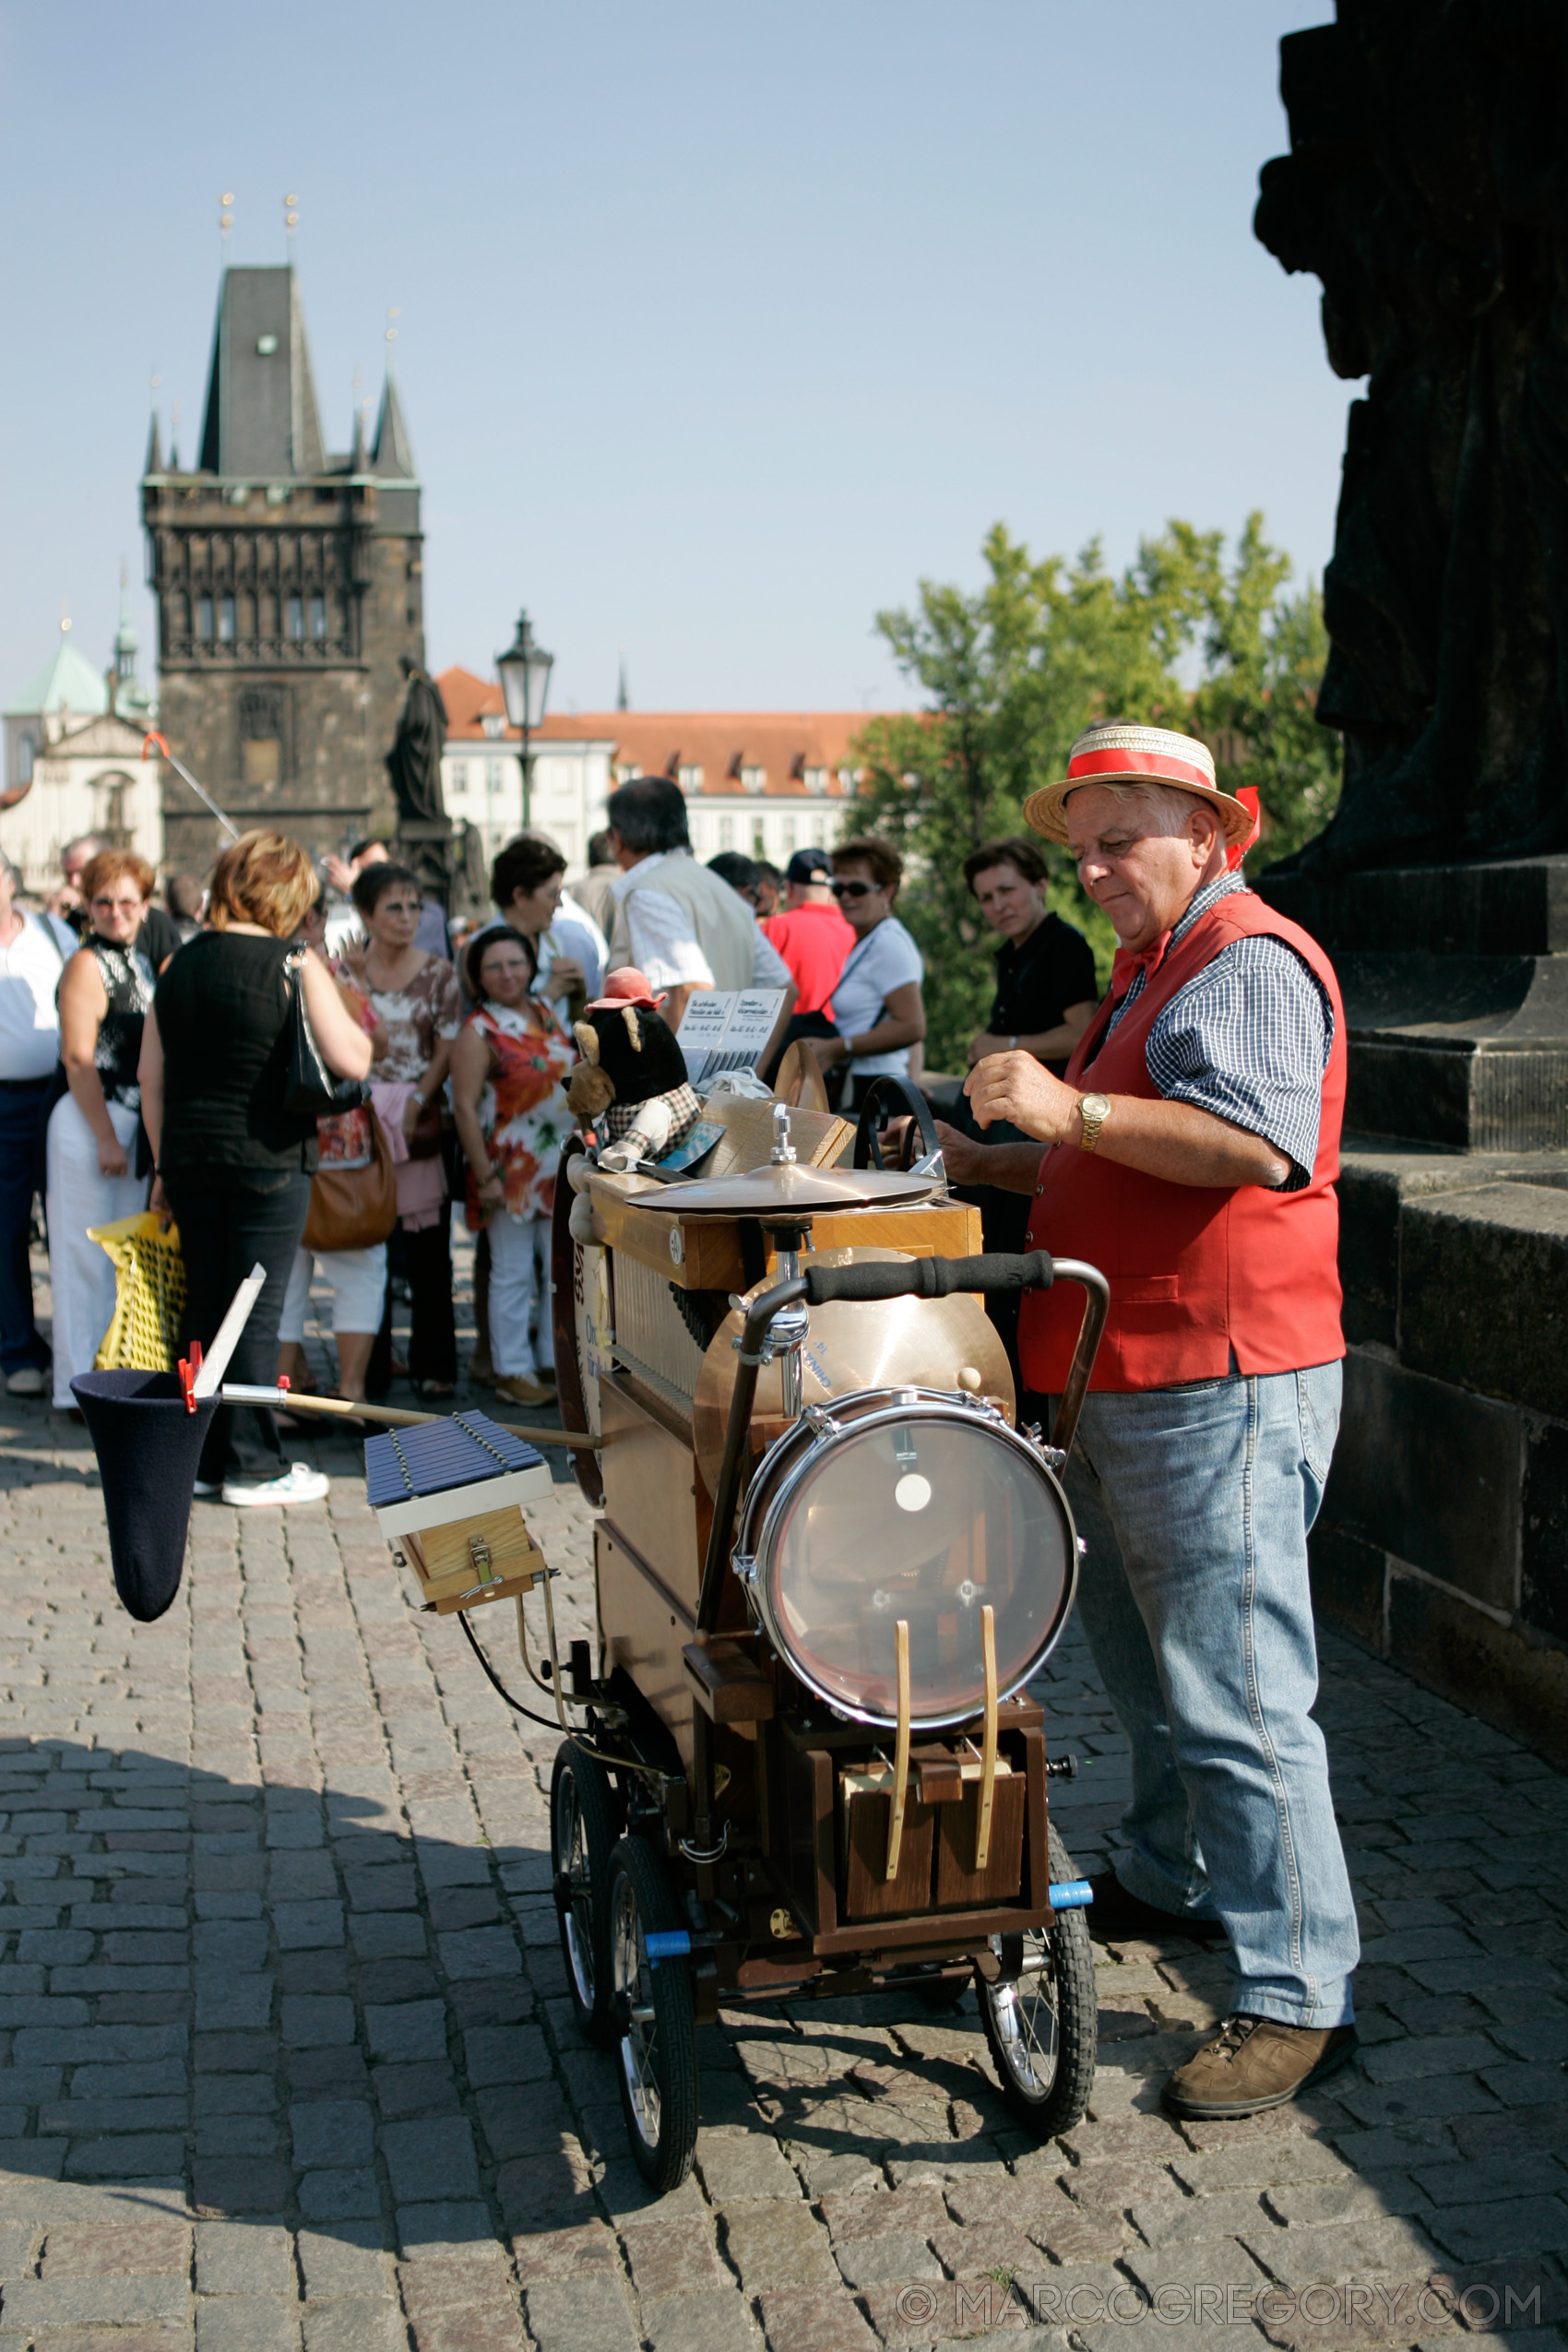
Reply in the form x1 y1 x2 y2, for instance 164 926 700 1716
1048 1880 1094 1908
643 1929 693 1962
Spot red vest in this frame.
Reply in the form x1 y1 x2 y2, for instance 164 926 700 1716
1019 888 1346 1393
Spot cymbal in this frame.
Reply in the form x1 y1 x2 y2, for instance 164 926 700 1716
651 1160 934 1216
692 1246 1016 1500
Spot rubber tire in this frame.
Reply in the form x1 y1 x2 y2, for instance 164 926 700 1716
978 1823 1098 2136
551 1740 621 2049
607 1834 700 2194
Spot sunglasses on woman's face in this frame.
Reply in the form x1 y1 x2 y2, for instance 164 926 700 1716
829 878 877 899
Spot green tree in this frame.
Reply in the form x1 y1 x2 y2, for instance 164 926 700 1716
848 515 1338 1072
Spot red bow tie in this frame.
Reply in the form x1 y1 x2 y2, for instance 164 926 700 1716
1111 932 1171 996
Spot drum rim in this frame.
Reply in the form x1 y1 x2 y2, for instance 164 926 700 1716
737 1387 1080 1729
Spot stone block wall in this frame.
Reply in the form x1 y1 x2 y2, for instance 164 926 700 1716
1313 1147 1568 1764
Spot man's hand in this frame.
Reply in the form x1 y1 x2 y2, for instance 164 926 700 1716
967 1031 1013 1068
323 854 355 895
932 1120 988 1184
966 1050 1078 1143
545 956 586 999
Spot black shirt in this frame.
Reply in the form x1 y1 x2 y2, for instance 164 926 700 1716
987 912 1098 1076
155 931 318 1176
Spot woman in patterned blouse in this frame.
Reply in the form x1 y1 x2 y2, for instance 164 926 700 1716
344 863 461 1399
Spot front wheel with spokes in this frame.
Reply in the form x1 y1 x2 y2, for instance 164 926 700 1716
551 1740 621 2048
607 1834 699 2192
979 1823 1098 2136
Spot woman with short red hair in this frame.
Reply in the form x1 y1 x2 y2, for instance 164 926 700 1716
138 831 374 1505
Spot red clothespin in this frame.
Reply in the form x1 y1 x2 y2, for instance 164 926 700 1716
277 1374 291 1392
178 1338 203 1415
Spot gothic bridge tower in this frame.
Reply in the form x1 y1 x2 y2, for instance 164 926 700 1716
142 265 422 869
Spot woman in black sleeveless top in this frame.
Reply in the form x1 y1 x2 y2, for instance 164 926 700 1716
46 849 158 1410
138 832 374 1504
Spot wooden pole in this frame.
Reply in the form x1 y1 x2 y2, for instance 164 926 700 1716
220 1385 601 1449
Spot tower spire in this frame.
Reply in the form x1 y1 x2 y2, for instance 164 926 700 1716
145 410 164 474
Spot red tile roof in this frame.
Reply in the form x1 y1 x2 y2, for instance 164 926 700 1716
435 667 890 799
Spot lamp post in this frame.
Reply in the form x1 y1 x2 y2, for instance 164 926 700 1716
495 608 554 832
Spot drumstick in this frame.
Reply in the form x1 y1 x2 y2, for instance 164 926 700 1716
218 1384 602 1447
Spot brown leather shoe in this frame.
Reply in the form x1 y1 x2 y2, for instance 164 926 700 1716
1162 2014 1357 2119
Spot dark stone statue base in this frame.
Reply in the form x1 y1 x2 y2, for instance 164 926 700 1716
1257 859 1568 1763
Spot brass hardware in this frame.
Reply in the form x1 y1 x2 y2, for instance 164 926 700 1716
975 1602 999 1871
885 1618 912 1882
769 1907 793 1941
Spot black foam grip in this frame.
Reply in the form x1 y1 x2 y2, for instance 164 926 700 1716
802 1250 1055 1306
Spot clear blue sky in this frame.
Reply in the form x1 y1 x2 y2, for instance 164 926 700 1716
0 0 1346 719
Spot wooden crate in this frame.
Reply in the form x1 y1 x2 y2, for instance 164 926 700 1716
401 1506 547 1614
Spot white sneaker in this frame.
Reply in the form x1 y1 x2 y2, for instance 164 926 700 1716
6 1367 46 1396
221 1462 330 1508
194 1480 220 1498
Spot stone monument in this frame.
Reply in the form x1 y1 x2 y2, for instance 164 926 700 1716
1253 4 1568 1759
386 656 457 910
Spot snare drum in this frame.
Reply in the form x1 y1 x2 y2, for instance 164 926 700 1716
734 1385 1078 1728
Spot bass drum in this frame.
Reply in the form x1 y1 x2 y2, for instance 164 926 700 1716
735 1387 1077 1729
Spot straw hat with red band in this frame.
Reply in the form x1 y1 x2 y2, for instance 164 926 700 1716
1023 721 1257 850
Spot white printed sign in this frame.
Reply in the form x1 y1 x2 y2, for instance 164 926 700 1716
676 989 787 1087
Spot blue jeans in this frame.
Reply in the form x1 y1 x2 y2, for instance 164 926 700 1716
1051 1364 1359 2028
0 1080 53 1373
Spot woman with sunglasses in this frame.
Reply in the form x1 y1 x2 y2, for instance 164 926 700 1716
809 837 926 1111
45 849 159 1411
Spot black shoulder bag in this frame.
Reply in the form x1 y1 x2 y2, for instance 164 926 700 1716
282 949 371 1120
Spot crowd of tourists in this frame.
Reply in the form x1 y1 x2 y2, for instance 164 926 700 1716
0 775 1092 1506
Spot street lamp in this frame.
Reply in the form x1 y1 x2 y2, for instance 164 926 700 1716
495 608 554 831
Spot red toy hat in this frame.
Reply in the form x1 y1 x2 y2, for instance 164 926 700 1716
584 966 669 1015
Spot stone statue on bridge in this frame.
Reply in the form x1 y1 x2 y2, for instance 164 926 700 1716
1257 3 1568 874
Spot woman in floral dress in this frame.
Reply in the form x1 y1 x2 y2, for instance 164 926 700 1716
450 926 576 1408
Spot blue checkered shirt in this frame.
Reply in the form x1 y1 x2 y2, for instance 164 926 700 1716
1102 873 1334 1191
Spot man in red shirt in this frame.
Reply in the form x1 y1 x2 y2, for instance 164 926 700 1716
760 849 855 1076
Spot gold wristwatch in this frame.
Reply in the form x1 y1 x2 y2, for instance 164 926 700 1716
1077 1091 1111 1153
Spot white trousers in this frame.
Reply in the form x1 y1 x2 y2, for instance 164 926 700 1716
279 1242 388 1342
488 1214 553 1379
46 1093 148 1408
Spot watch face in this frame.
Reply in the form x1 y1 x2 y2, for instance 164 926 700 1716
1083 1093 1110 1120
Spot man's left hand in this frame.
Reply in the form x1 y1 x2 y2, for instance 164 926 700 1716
966 1050 1078 1142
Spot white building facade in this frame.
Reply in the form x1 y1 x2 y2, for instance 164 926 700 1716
435 669 881 880
1 621 161 892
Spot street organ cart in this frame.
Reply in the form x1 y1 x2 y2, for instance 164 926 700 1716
518 1087 1111 2190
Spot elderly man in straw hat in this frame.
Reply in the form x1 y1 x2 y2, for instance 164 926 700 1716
938 719 1358 2120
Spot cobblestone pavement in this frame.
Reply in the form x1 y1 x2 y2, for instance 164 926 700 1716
0 1241 1563 2352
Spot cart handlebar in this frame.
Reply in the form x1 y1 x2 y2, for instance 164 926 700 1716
802 1249 1055 1305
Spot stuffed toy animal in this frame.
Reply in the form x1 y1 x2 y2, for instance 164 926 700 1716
567 968 703 1174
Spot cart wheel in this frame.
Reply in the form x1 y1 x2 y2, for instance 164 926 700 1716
978 1825 1097 2136
551 1740 621 2049
607 1835 699 2193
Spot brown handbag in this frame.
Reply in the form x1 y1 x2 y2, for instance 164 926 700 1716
301 1110 398 1253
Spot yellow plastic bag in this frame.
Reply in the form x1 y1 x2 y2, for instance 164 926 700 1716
89 1213 186 1373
